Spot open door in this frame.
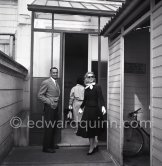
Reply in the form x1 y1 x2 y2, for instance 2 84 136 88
60 33 88 145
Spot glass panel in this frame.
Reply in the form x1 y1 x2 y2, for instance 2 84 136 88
54 14 90 22
61 0 122 6
0 44 9 55
0 35 10 56
33 0 47 5
105 1 122 6
47 0 59 6
93 4 110 10
101 36 108 77
71 2 85 8
105 4 118 11
59 1 71 7
90 35 98 61
100 36 108 102
33 32 52 77
53 14 98 31
31 0 123 12
88 34 98 80
82 3 97 10
53 33 61 72
34 12 52 29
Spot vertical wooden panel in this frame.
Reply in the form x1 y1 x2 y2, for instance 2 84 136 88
107 36 124 165
151 2 162 166
0 4 18 34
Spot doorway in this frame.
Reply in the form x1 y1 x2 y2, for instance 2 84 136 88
61 33 89 145
64 33 88 110
123 20 150 166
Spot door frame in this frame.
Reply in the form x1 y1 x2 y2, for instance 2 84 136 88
61 31 98 124
30 11 103 144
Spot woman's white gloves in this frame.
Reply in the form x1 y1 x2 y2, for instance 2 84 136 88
78 108 83 114
102 106 106 115
67 111 72 119
79 107 106 114
69 105 73 110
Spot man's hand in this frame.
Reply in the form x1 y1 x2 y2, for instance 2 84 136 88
78 108 83 114
51 104 57 109
102 106 106 115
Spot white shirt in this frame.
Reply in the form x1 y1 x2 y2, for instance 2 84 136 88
50 77 56 86
69 84 85 106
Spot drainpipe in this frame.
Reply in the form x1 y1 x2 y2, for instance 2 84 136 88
9 35 14 58
104 0 142 36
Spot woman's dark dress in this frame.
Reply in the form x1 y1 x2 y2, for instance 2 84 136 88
76 84 105 138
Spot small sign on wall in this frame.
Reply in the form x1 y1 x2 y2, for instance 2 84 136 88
124 63 146 74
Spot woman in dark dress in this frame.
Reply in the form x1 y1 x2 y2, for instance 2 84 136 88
77 72 106 155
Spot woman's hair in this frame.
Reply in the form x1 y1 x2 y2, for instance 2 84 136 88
76 77 84 86
84 72 96 85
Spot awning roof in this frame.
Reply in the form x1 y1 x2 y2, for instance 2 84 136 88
100 0 150 36
28 0 124 17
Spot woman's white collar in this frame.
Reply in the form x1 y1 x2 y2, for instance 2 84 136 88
85 82 95 89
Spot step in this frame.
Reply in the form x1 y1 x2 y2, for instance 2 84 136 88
2 146 115 166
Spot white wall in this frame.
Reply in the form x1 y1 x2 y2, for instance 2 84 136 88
0 1 18 34
0 1 30 157
151 2 162 166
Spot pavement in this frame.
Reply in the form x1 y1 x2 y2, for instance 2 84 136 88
1 146 116 166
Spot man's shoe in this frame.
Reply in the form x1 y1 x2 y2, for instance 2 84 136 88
42 148 56 153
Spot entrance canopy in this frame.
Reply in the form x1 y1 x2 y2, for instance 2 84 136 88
28 0 124 17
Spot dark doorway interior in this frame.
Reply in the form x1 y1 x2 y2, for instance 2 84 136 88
64 33 88 110
61 33 88 145
123 20 150 165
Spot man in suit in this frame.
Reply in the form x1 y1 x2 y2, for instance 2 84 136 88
38 67 60 153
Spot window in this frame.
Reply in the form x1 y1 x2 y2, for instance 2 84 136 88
0 35 15 58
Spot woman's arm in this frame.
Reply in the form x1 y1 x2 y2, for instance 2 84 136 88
97 85 106 114
69 87 75 109
97 85 105 107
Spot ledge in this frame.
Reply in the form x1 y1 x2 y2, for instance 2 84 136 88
0 50 28 79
